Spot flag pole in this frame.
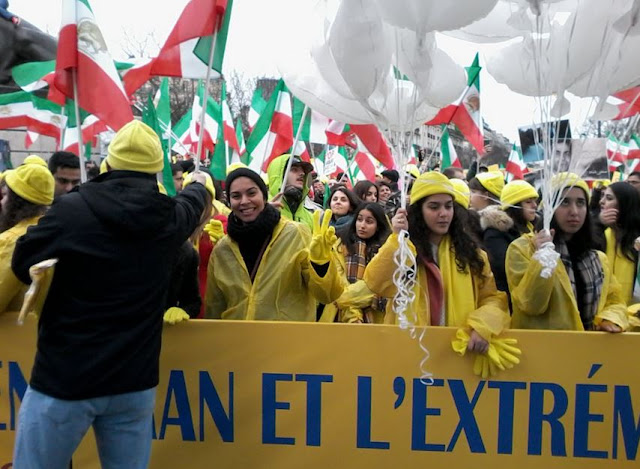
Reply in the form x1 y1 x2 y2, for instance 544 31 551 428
195 15 219 172
72 69 87 183
58 104 66 152
280 104 309 191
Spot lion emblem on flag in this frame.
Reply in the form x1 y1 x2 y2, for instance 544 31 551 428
77 18 108 57
0 105 10 116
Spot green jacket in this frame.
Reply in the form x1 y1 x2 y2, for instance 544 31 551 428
267 154 314 231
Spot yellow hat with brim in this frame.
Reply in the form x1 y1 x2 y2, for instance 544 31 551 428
449 178 470 209
226 162 248 176
476 171 505 197
404 164 420 179
501 180 538 209
23 155 48 167
183 171 215 200
410 171 456 206
551 172 590 201
5 163 55 206
106 120 163 174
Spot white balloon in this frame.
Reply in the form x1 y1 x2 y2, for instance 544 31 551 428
375 0 498 34
328 0 392 101
443 1 530 43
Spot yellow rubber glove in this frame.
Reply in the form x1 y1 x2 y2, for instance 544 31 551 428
451 328 470 356
492 337 522 370
163 307 190 325
473 354 501 379
309 209 337 264
204 219 225 244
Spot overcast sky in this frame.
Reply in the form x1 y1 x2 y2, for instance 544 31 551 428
10 0 598 143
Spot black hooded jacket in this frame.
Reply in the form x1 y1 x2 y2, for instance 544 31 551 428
12 171 208 400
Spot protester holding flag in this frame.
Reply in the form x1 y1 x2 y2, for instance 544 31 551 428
11 121 209 469
0 163 54 314
506 173 628 332
205 167 344 321
321 202 391 323
480 180 539 297
364 172 509 351
598 182 640 305
267 153 316 231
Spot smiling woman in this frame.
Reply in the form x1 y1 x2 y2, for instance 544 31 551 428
205 167 344 321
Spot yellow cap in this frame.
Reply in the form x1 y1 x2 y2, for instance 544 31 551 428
183 171 215 200
23 155 48 167
157 182 168 195
410 171 456 206
106 120 163 174
5 163 55 205
99 159 108 174
476 171 504 197
226 162 248 175
551 172 590 201
404 164 420 179
501 180 538 208
449 178 470 209
593 179 611 189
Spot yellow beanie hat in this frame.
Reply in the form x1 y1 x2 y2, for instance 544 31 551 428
410 171 456 206
551 172 590 201
5 163 55 205
106 120 163 174
501 180 538 209
449 178 470 209
226 162 248 175
476 171 505 197
23 155 48 167
404 164 420 179
183 171 215 199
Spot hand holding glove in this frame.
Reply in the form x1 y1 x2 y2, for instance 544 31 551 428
163 307 190 325
451 329 522 379
204 219 225 244
309 209 337 264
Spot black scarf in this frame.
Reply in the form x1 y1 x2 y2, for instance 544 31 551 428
227 203 281 280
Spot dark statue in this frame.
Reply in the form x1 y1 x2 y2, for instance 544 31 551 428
0 1 57 93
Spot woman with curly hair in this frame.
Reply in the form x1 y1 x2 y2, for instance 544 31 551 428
364 172 509 353
598 181 640 305
321 202 391 323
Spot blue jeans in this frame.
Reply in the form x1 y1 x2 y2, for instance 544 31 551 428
13 386 156 469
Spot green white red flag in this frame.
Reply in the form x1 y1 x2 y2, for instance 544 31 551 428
440 126 461 169
607 134 627 172
0 91 67 143
427 53 484 154
52 0 133 131
122 0 232 96
505 144 527 182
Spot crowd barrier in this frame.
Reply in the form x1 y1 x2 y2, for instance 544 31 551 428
0 313 639 468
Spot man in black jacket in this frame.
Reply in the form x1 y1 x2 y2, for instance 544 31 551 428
11 120 209 469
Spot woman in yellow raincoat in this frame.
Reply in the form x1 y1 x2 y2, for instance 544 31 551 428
506 173 628 332
0 162 54 313
205 168 343 321
597 181 640 305
320 202 391 323
364 172 509 353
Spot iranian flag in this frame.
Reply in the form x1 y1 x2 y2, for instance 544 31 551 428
171 109 195 157
191 81 221 160
52 0 133 131
627 134 640 160
352 138 377 181
612 85 640 120
234 120 246 162
25 131 39 149
350 124 395 169
440 126 461 169
607 134 628 172
122 0 232 96
505 144 527 182
210 80 240 179
427 53 484 154
0 91 67 142
248 87 267 131
245 79 294 172
292 96 330 145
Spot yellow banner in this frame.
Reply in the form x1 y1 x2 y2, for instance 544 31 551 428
0 313 639 468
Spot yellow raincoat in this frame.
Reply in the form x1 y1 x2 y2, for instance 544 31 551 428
604 228 637 305
319 242 385 324
364 233 509 340
506 233 629 330
0 216 40 313
205 218 343 321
